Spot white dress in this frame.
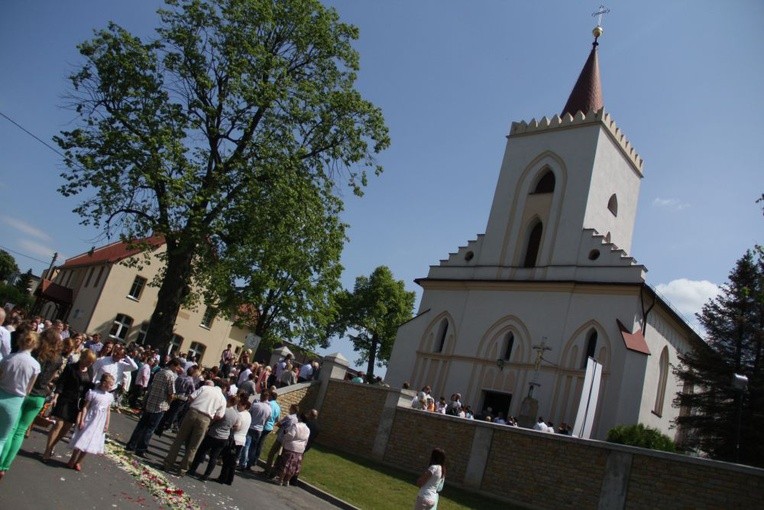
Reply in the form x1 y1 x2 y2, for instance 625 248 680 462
69 389 113 454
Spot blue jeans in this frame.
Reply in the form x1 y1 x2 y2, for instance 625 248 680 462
126 410 164 453
245 429 269 469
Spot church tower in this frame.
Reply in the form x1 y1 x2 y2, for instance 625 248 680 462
478 29 645 283
387 22 700 441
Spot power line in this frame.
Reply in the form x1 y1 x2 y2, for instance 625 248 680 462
0 110 67 160
0 245 53 265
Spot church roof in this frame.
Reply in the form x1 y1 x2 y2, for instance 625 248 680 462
561 42 603 118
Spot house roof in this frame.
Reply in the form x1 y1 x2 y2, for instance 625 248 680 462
561 41 603 118
34 279 73 305
60 235 165 269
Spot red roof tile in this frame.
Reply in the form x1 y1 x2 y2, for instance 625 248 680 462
617 319 650 355
61 235 165 268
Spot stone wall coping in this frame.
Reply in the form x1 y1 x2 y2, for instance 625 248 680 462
396 401 764 477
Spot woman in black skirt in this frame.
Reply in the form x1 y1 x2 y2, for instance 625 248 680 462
42 349 96 461
218 398 251 485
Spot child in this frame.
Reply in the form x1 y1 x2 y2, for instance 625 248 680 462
67 373 114 471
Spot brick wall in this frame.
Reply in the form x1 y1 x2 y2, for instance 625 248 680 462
384 407 475 484
311 381 764 509
626 452 761 509
315 380 389 457
483 430 606 508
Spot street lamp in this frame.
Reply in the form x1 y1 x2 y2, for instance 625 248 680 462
731 373 748 464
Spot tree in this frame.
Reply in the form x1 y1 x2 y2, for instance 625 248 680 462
14 269 34 295
55 0 389 352
0 250 19 282
332 266 415 380
211 163 346 350
673 247 764 467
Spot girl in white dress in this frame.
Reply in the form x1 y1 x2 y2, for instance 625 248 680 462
67 373 114 471
414 447 446 510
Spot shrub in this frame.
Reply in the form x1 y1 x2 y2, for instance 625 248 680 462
606 423 676 453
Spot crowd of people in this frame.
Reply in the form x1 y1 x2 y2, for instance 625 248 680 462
406 384 574 434
0 307 321 487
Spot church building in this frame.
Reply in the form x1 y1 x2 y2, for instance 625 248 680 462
386 26 702 441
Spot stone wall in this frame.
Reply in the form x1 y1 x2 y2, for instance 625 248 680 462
312 379 764 510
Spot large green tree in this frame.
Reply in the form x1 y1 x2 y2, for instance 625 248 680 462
673 247 764 467
0 250 19 282
333 266 415 380
55 0 389 351
211 163 346 350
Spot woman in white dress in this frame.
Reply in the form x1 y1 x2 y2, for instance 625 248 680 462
67 373 114 471
414 448 446 510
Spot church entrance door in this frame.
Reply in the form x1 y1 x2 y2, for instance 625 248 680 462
481 390 512 419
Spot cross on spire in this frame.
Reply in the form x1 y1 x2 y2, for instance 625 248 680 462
592 4 610 27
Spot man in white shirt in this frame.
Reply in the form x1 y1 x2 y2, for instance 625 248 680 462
92 343 138 393
163 381 226 474
0 309 11 362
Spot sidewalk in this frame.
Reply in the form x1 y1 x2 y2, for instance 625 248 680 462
0 411 347 509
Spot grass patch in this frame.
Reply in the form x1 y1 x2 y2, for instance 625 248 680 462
269 437 517 510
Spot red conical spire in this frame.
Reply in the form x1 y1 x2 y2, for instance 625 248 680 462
561 38 603 118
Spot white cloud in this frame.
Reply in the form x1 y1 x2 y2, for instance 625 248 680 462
655 278 721 329
652 197 690 211
1 215 53 241
18 239 58 261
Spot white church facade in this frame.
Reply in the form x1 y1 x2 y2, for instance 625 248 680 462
386 31 701 441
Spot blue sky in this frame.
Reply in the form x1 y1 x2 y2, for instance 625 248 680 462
1 1 762 374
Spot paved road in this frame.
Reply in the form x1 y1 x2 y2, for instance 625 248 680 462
0 411 342 510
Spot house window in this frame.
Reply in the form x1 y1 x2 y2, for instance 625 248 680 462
135 321 150 345
188 342 206 364
532 170 555 194
523 221 543 268
435 319 448 353
109 313 134 341
128 276 147 300
653 347 669 416
503 332 515 361
93 266 105 287
84 267 94 287
608 194 618 217
201 306 217 329
582 329 598 368
168 334 184 356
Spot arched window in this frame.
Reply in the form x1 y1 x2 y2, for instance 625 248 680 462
523 221 543 268
435 319 448 353
582 329 598 368
653 347 669 416
532 170 555 194
502 332 515 361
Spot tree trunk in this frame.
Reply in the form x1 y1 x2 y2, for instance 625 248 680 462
145 246 194 354
366 333 378 383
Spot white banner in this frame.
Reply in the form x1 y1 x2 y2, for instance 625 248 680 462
572 357 602 439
